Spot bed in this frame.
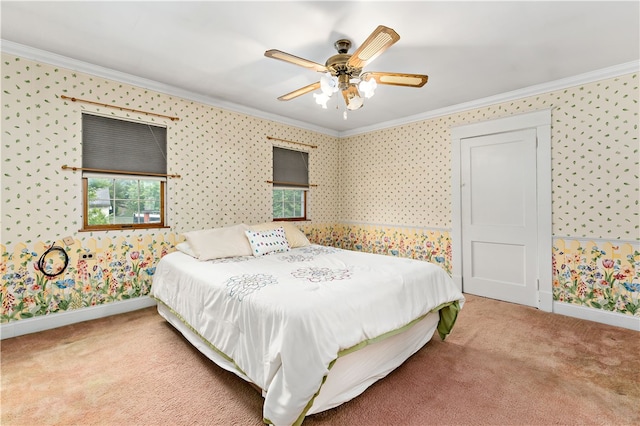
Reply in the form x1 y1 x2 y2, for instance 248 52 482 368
150 223 464 426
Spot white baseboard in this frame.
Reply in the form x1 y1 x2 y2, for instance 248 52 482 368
553 301 640 331
0 296 157 340
3 296 635 339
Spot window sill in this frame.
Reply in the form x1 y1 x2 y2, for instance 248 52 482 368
79 225 171 232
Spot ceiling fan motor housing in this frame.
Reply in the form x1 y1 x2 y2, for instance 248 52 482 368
334 39 351 54
326 39 362 88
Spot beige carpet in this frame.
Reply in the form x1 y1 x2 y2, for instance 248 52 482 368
2 294 639 426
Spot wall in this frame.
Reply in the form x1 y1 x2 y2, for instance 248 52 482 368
1 51 638 328
1 53 340 324
336 73 639 319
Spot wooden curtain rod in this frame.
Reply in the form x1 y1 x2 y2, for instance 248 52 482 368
267 136 317 149
60 95 180 122
62 165 181 179
266 180 317 188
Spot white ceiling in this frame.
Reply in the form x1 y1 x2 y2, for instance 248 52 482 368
1 1 639 135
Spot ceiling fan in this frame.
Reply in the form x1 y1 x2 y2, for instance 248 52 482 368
264 25 428 112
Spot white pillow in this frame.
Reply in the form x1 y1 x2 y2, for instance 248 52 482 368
182 224 253 260
245 227 290 257
249 222 311 248
175 242 197 258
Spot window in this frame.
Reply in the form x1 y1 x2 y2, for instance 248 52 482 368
85 175 164 229
82 113 168 230
273 188 305 219
272 147 308 221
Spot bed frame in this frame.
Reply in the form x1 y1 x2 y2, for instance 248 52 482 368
157 302 440 416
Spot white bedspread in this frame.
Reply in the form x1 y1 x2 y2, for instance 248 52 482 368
151 245 464 426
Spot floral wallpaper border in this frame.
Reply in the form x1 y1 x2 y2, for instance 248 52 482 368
1 224 453 323
2 227 639 324
302 223 452 275
304 223 640 318
553 238 640 317
1 234 176 323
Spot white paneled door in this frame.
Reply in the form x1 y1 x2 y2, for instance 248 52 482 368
461 129 538 307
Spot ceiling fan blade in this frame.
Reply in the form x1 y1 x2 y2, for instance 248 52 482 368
265 49 328 73
361 72 429 87
277 82 322 101
347 25 400 69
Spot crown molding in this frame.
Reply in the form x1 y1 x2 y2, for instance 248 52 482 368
0 40 340 137
339 60 640 137
2 40 637 139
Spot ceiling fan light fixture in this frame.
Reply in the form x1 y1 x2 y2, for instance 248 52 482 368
313 92 331 109
347 96 363 110
346 85 364 110
359 78 377 99
320 73 339 96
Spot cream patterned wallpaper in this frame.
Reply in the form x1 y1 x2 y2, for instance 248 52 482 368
1 53 340 246
1 51 638 323
340 74 639 240
336 74 638 319
0 53 339 322
340 121 452 228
